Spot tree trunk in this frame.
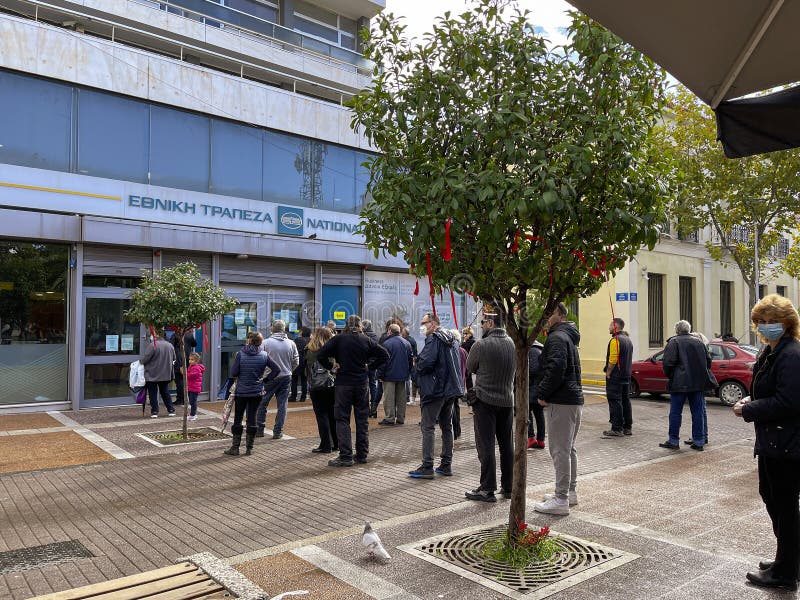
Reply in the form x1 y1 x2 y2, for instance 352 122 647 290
508 341 530 537
176 333 189 440
747 281 757 346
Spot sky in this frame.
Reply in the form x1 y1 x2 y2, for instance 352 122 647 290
383 0 575 47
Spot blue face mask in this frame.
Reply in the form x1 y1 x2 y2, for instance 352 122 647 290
757 323 785 340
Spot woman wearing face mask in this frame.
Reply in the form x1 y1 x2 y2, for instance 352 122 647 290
734 294 800 591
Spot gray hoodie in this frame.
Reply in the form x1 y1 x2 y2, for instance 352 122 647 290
260 332 299 378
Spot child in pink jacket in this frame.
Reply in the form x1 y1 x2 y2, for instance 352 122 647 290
186 352 205 421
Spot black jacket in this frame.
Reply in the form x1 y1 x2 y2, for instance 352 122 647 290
662 333 716 392
742 337 800 460
528 341 543 402
605 332 633 379
316 331 388 386
294 335 310 367
535 322 584 405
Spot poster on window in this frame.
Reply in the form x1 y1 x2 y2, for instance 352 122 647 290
105 335 119 352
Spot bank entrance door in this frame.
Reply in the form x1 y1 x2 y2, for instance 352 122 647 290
81 288 145 407
219 294 267 391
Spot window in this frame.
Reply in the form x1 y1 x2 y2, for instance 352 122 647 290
648 273 664 346
0 242 69 404
263 131 310 206
758 284 767 299
709 344 726 360
149 107 210 192
319 143 356 212
0 71 72 171
720 280 733 337
777 285 787 297
78 90 149 183
355 152 372 210
210 120 262 200
679 276 693 326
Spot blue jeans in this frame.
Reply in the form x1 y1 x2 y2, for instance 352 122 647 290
188 391 198 417
256 375 291 435
668 391 705 446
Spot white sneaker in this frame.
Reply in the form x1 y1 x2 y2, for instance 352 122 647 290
188 415 198 421
534 496 570 515
543 491 578 506
150 414 158 419
167 412 176 417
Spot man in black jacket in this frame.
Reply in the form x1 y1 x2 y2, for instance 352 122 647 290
317 315 389 467
603 318 634 437
533 303 583 515
290 326 311 402
659 320 716 451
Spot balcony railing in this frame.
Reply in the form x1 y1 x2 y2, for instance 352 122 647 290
140 0 374 73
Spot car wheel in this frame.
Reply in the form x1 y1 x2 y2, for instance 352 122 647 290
718 381 746 406
629 379 640 398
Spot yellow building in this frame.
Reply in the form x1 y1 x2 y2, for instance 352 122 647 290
577 228 796 376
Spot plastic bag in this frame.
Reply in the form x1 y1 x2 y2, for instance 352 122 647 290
129 360 146 388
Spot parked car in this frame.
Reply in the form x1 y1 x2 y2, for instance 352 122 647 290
630 342 756 406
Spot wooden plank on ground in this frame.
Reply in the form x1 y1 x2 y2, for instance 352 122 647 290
82 570 209 600
140 580 226 600
29 563 199 600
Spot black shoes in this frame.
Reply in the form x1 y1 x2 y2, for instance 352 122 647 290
328 457 354 467
272 432 283 440
499 488 512 499
659 441 680 449
684 438 709 445
689 443 704 451
602 429 624 437
759 560 775 570
311 447 332 454
746 568 798 591
623 428 632 436
378 419 395 425
465 488 497 503
369 412 378 419
435 465 452 476
255 428 265 438
355 456 368 464
409 465 434 479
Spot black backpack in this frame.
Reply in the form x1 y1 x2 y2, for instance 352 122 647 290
309 360 334 391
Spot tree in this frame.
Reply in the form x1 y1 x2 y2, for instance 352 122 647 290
126 262 237 438
350 0 668 539
662 87 800 340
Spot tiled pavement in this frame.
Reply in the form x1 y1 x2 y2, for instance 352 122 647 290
0 394 784 599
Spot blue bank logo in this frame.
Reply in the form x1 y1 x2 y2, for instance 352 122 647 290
277 206 303 236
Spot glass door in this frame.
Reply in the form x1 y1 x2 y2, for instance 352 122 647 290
219 295 267 389
82 289 145 407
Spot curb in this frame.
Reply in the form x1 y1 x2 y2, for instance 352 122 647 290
582 379 605 386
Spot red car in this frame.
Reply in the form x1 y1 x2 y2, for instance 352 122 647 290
630 342 756 406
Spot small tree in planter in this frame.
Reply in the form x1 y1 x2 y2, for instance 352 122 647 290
126 261 237 439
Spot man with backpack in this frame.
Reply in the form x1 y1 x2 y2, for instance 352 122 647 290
409 313 464 480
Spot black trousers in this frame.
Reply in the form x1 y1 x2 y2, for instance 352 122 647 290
472 400 513 492
528 400 545 440
606 376 632 431
759 455 800 579
334 383 369 461
174 367 185 404
451 397 461 439
231 395 261 436
310 386 337 451
291 366 308 400
147 381 174 415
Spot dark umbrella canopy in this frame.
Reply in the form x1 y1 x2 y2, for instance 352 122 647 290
566 0 800 157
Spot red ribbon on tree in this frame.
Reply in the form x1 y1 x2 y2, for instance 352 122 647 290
441 218 452 262
148 324 157 349
425 252 437 318
450 290 459 329
410 263 420 296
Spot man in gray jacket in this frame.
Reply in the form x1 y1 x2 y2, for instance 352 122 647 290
465 312 516 502
140 329 177 418
256 320 299 439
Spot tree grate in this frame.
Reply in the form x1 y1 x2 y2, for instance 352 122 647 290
400 523 638 599
0 540 93 574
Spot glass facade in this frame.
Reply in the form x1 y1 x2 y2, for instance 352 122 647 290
0 242 69 404
0 69 374 214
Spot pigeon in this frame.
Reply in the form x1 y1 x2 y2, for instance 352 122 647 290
362 521 391 561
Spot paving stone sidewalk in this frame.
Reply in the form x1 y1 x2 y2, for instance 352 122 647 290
0 395 781 599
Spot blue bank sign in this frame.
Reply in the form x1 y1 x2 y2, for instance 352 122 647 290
277 206 304 236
